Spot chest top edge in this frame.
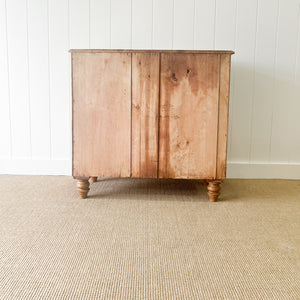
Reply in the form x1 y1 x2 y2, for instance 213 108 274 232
69 49 235 55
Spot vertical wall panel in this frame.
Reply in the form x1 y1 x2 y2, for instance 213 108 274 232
1 0 300 176
132 0 153 49
214 0 237 162
90 0 110 48
48 0 70 159
289 6 300 163
111 0 131 48
250 0 279 162
6 0 31 158
270 0 300 162
173 0 194 49
230 0 258 162
27 0 50 159
194 0 216 49
152 0 173 49
0 0 11 158
215 0 236 50
69 0 90 48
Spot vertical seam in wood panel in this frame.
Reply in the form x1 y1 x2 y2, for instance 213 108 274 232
215 54 221 179
130 53 133 176
268 0 280 163
47 0 52 160
249 0 259 163
25 0 32 158
4 0 12 158
157 52 161 178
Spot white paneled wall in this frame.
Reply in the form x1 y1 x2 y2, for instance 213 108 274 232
0 0 300 178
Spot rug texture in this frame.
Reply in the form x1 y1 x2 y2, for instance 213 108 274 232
0 176 299 299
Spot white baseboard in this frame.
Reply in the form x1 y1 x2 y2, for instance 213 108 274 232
1 160 300 179
227 162 300 179
0 159 71 175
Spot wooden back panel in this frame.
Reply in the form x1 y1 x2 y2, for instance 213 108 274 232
72 51 232 180
131 53 160 178
159 54 220 179
216 54 231 179
72 52 131 177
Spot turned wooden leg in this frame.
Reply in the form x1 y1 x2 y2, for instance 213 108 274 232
207 180 222 202
90 177 97 183
203 180 209 186
90 176 97 183
76 178 90 199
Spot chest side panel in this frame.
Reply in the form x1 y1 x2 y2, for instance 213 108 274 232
216 54 231 179
131 53 160 178
159 53 220 179
72 52 131 177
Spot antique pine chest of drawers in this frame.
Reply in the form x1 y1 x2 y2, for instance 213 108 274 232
70 49 234 201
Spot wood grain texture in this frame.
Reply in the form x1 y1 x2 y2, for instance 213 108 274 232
131 53 159 178
216 54 231 179
72 52 131 178
159 54 220 179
